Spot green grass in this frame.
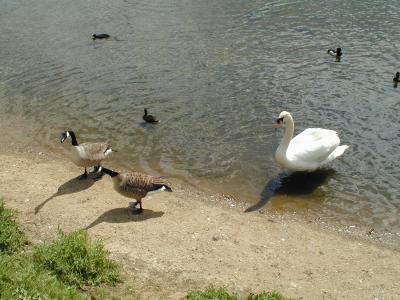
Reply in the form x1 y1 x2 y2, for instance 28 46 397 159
186 288 292 300
0 200 28 254
0 201 85 299
0 200 122 299
186 287 238 300
247 291 291 300
33 229 120 288
0 254 87 300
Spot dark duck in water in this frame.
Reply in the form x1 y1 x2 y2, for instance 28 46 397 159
327 47 342 58
393 72 400 83
92 33 110 40
143 108 159 123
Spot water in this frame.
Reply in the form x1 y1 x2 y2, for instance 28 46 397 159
1 0 399 233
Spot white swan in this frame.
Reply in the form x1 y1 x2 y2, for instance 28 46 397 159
275 111 349 171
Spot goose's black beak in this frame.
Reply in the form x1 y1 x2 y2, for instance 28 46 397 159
60 135 66 143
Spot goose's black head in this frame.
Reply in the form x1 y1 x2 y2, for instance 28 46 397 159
60 130 78 145
92 34 97 40
336 48 342 56
60 131 70 143
394 72 400 81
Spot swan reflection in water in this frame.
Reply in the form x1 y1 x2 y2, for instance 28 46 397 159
245 168 336 212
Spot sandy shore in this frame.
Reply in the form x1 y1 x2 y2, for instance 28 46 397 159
0 148 399 299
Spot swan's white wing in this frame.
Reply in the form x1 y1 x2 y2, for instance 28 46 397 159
286 128 340 168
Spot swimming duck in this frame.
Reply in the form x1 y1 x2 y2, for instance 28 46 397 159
393 72 400 83
60 130 114 179
143 108 159 123
275 111 349 171
101 167 172 214
92 33 110 40
327 47 342 58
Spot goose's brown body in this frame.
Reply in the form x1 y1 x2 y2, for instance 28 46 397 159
102 168 172 213
70 142 111 168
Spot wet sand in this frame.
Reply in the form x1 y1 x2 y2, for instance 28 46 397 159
0 141 399 299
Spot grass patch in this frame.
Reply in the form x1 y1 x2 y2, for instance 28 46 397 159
33 229 120 288
186 288 292 300
247 291 291 300
0 254 87 300
0 200 27 255
186 287 238 300
0 201 122 299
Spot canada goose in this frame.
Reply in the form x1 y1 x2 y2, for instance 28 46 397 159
393 72 400 83
92 33 110 40
60 130 113 179
143 108 159 123
327 47 342 58
101 167 172 214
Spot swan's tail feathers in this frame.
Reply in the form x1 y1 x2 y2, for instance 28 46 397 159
325 145 349 163
333 145 349 157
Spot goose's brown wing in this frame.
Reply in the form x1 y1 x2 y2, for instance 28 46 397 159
120 172 165 194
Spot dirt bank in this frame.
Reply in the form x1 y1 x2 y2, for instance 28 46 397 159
0 150 399 299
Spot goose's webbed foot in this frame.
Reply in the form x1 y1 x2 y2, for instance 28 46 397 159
129 201 143 214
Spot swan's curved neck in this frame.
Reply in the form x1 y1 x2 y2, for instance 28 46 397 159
278 115 294 152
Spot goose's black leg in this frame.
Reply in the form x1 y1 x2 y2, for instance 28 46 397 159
129 200 142 214
79 168 88 180
92 165 104 181
138 200 143 213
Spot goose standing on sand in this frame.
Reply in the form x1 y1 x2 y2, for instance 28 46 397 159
101 167 172 214
327 47 342 59
60 130 114 179
143 108 159 123
275 111 349 171
92 33 110 40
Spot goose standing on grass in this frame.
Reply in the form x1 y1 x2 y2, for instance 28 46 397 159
92 33 110 40
327 47 342 58
275 111 349 171
100 167 172 214
60 130 114 179
143 108 159 123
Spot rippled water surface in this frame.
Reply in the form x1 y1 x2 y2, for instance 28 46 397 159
1 0 399 232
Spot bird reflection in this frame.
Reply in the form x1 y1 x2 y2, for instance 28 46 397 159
245 169 336 212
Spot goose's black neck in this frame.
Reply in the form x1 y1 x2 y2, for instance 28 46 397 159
68 131 78 146
101 167 119 177
144 108 148 116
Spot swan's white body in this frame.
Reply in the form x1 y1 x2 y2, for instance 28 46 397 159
275 111 349 171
